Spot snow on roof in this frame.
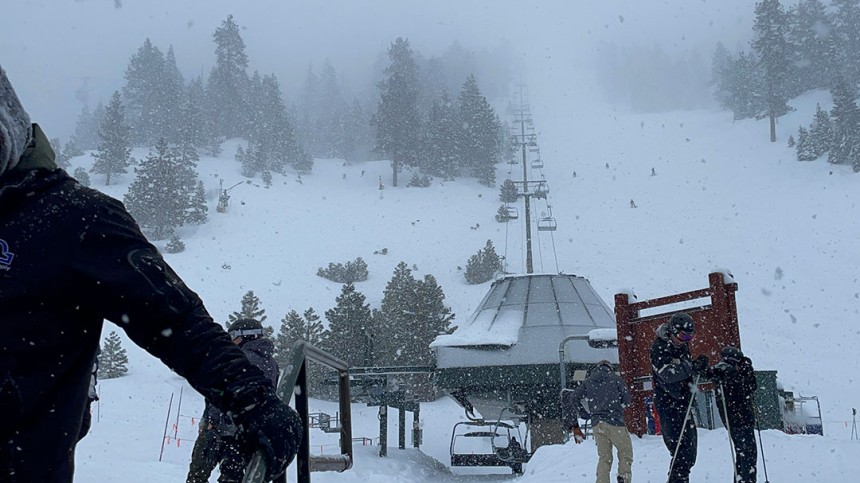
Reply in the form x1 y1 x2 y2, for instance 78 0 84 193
433 274 618 367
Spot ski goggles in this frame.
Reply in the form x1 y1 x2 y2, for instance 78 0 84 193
675 331 695 342
228 328 264 339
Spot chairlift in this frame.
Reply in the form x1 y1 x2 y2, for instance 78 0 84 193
533 182 549 199
531 158 544 169
537 217 557 231
506 207 519 220
449 416 530 475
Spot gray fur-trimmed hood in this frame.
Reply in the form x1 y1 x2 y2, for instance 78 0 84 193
0 65 33 178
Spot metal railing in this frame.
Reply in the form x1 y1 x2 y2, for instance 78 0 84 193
243 342 353 483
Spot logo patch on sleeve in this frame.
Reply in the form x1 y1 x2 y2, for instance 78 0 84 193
0 239 14 270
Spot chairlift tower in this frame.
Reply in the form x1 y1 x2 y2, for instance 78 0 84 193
509 88 550 273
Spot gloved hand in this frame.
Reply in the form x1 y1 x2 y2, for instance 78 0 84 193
692 355 709 374
571 426 585 444
710 361 737 381
236 391 303 481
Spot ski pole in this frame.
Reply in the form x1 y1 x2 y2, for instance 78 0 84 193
667 374 700 483
719 381 737 482
754 407 771 483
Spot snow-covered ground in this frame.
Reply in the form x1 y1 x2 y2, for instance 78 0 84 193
66 85 860 481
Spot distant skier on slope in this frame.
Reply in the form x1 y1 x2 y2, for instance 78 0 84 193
0 65 300 483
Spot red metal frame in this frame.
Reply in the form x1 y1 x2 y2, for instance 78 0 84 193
615 272 741 436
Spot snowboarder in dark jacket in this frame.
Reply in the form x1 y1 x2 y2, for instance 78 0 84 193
0 66 300 483
650 313 708 483
709 346 758 483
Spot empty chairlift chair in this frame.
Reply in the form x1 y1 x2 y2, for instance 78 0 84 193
537 217 557 231
531 158 544 169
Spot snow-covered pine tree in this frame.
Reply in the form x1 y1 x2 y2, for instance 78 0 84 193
372 37 421 187
458 74 502 186
98 331 129 379
787 135 795 148
323 283 374 367
296 64 321 157
228 290 267 324
123 139 188 240
827 78 860 167
796 126 817 161
809 103 833 157
91 92 132 186
207 15 251 140
753 0 793 141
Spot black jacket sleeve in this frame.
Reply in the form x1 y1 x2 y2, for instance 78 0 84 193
68 192 272 413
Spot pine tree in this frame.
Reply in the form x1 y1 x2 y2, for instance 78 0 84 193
787 135 795 148
464 240 501 284
72 167 91 187
827 78 860 166
711 42 735 108
753 0 793 142
187 180 208 225
124 139 190 240
207 15 250 139
228 290 267 324
500 178 518 203
789 0 835 92
324 283 374 367
809 103 833 157
458 74 502 185
405 274 453 366
376 262 418 364
91 92 132 186
727 51 767 120
50 138 72 169
297 64 321 156
796 126 817 161
422 93 460 180
831 0 860 86
315 60 348 158
98 331 129 379
372 37 421 187
275 308 326 365
123 38 166 146
72 103 104 151
340 99 370 162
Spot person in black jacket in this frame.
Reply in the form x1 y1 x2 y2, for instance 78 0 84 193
650 313 707 483
0 66 300 483
563 360 633 483
709 346 758 483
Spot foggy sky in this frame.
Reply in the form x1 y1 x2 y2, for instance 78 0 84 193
2 0 754 139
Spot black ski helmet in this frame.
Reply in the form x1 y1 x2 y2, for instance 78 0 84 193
228 318 264 341
721 346 743 363
668 312 695 335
